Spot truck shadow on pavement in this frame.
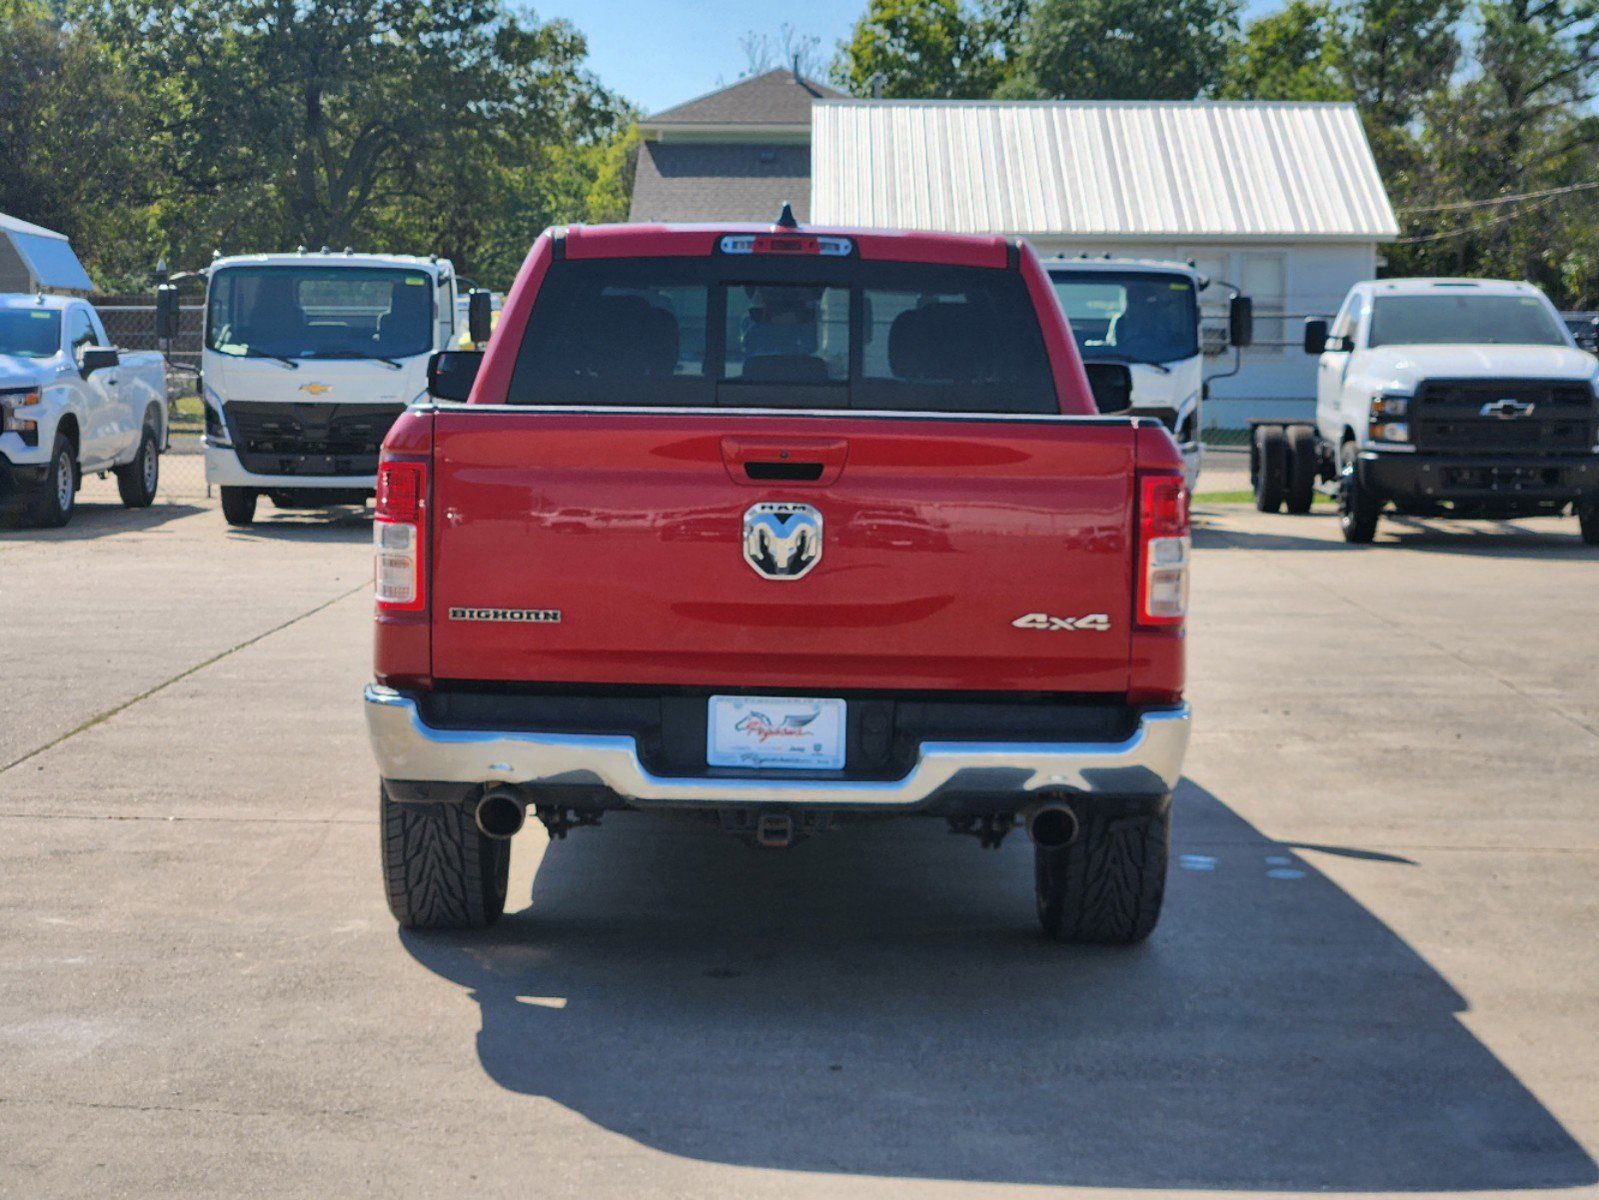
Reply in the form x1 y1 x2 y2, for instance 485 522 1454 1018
0 500 207 540
402 780 1596 1192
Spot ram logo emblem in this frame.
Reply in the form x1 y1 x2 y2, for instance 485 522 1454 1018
743 502 822 580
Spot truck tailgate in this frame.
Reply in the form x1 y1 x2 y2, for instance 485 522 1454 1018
428 412 1136 693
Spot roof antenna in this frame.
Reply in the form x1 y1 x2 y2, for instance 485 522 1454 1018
774 202 799 230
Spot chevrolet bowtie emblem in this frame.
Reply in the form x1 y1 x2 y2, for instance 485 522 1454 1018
298 383 332 396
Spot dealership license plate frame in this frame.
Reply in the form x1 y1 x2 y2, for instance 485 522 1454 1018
706 695 847 771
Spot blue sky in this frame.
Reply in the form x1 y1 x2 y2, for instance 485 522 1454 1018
544 1 866 114
548 1 1284 115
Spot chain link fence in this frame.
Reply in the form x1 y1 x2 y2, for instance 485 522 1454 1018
93 296 208 498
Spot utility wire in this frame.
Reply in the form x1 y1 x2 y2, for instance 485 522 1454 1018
1396 179 1599 215
1393 191 1571 244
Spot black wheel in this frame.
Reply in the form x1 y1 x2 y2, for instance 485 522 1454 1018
1285 425 1317 514
381 788 509 930
1337 441 1380 544
1252 425 1286 513
30 433 77 528
115 424 160 508
220 486 257 527
1035 808 1169 945
1579 502 1599 546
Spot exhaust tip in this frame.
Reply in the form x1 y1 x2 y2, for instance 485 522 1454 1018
1027 801 1080 851
476 788 525 840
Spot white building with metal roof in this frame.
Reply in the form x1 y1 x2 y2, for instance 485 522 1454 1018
811 100 1399 428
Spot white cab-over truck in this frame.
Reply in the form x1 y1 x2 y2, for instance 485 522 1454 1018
1250 277 1599 543
198 250 476 526
1046 257 1253 489
0 294 167 527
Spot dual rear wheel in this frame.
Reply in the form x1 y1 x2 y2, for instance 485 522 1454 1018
1251 424 1318 515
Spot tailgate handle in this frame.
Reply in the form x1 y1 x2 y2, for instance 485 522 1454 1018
721 437 848 486
745 460 824 482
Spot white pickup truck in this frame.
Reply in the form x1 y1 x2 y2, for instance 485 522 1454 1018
0 294 168 527
1253 277 1599 543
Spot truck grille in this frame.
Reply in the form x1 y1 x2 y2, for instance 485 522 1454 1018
1412 379 1596 454
225 401 407 476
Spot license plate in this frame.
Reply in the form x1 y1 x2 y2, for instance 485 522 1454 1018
707 696 846 771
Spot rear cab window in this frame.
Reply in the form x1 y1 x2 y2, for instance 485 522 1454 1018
507 251 1058 414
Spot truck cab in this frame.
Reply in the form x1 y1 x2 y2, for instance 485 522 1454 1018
199 251 459 526
1297 278 1599 543
1046 257 1253 489
0 294 168 527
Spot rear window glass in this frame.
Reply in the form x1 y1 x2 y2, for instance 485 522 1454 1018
506 256 1057 413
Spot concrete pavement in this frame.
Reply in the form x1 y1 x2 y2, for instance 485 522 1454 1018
1 488 1596 1198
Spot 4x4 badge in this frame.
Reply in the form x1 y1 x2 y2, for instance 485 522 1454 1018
1012 612 1111 632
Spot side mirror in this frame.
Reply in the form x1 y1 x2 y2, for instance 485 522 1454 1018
1303 318 1329 356
1083 362 1133 414
80 346 120 375
1229 295 1253 348
468 289 493 347
428 350 483 402
155 284 181 341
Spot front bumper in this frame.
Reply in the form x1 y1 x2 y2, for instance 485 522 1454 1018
204 442 377 490
0 449 50 510
363 684 1191 811
1359 448 1599 505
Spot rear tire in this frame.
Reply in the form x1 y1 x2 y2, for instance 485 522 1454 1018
1035 808 1169 945
220 486 257 527
1285 426 1317 514
30 434 76 528
1579 502 1599 546
1252 425 1286 513
1338 441 1380 544
115 425 160 508
381 788 510 930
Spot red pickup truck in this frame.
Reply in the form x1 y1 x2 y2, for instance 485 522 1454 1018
364 217 1191 944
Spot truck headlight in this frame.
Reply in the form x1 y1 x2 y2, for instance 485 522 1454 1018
1370 392 1411 443
0 389 41 444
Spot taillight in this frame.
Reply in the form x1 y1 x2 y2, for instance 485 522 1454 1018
374 458 426 612
1137 472 1190 627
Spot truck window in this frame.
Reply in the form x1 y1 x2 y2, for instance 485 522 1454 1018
0 309 61 359
65 307 100 359
507 258 1056 414
206 266 434 361
1049 272 1199 364
1369 295 1568 348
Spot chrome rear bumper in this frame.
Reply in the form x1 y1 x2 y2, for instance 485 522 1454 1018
364 685 1190 810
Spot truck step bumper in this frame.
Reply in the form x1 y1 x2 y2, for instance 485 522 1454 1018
364 685 1190 810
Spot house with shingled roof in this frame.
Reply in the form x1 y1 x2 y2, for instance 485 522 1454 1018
628 68 846 225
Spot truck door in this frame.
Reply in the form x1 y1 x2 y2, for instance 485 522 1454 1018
1317 292 1358 442
65 306 123 467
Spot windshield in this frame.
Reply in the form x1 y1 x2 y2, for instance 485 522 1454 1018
0 309 61 359
206 266 433 361
1050 271 1199 363
1369 294 1569 348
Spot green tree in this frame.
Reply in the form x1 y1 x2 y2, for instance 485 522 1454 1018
80 0 628 285
1394 1 1599 295
0 0 152 287
1003 0 1242 100
832 0 1020 98
1217 1 1350 101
